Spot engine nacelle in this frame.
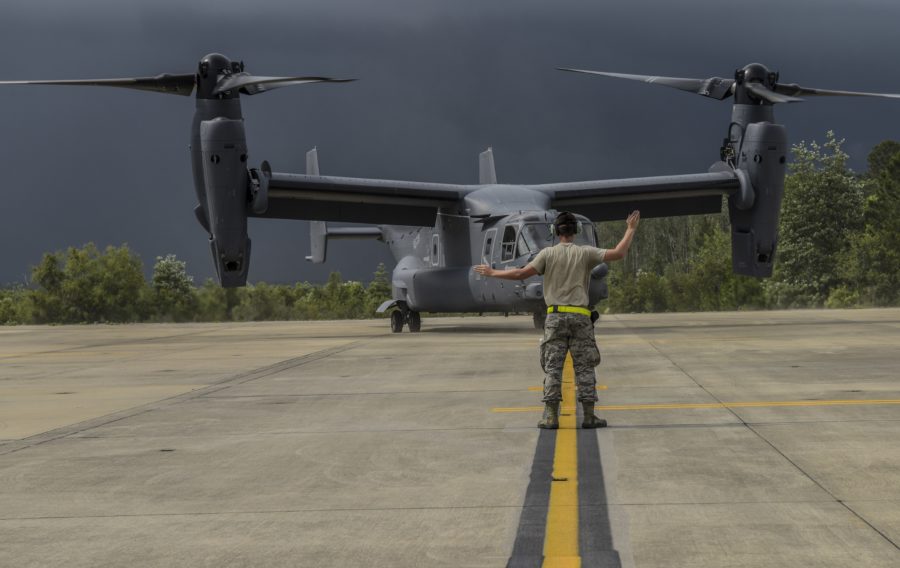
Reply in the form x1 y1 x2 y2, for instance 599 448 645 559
728 122 787 278
200 117 251 287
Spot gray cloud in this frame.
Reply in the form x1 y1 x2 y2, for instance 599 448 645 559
1 0 899 285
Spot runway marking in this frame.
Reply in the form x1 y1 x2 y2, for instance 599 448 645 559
492 399 900 413
542 354 580 567
528 385 606 392
507 356 620 567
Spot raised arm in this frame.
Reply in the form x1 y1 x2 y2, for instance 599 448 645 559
602 210 640 262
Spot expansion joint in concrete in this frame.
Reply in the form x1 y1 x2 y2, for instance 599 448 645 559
0 340 367 457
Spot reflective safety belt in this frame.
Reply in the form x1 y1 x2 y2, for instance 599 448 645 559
547 305 592 317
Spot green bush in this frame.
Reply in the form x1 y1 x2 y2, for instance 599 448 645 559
151 254 197 322
0 287 33 324
825 285 860 309
770 132 866 307
30 244 147 323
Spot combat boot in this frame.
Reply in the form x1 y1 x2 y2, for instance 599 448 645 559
581 402 607 429
537 402 560 429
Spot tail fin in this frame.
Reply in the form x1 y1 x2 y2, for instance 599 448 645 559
306 221 328 263
302 147 384 264
306 147 320 176
479 147 497 184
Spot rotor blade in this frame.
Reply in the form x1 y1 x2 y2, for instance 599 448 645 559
0 73 196 96
775 83 900 100
213 74 355 96
744 82 803 104
557 68 734 100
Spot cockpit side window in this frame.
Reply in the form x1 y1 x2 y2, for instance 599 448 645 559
500 225 518 262
523 223 557 252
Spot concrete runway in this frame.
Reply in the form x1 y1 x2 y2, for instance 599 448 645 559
1 310 899 567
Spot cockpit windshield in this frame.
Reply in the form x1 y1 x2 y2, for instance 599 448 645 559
517 222 596 256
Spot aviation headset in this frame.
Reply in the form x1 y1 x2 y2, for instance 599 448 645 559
549 212 582 237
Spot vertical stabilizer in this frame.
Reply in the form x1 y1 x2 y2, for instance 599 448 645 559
305 148 324 262
479 147 497 184
306 221 327 263
306 147 320 176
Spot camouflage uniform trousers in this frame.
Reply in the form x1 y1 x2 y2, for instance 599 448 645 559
539 312 601 403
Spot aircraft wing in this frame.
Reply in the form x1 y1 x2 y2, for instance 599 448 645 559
252 173 470 226
532 171 741 221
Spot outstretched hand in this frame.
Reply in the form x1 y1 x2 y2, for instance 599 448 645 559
626 210 641 230
474 264 493 277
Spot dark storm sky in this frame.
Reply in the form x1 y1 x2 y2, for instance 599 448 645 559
1 0 898 285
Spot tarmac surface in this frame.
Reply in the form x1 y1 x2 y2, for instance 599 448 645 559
1 309 899 567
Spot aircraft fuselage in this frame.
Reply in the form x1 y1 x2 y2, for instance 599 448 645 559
381 187 605 315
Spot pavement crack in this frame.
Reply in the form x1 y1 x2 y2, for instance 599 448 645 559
0 504 534 521
0 340 368 457
746 422 900 552
616 317 900 553
0 327 222 362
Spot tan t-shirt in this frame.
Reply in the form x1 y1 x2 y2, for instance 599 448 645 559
528 243 606 307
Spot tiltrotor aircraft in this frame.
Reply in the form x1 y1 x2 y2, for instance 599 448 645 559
4 54 899 332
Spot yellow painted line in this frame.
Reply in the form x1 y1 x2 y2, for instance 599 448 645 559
495 406 580 413
543 354 581 568
529 385 606 392
492 399 900 413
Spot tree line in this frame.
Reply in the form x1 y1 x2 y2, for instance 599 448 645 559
0 253 393 324
1 132 898 324
600 133 900 312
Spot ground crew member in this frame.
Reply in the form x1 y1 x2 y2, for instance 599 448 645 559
474 210 640 429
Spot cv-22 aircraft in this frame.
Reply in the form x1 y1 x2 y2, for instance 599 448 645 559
4 54 899 332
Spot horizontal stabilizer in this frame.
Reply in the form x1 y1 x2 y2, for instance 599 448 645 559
305 221 383 264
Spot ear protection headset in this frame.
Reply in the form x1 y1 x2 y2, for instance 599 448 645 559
550 212 582 236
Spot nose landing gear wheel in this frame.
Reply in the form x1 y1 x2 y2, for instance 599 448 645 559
390 310 404 333
533 311 547 330
407 311 421 333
